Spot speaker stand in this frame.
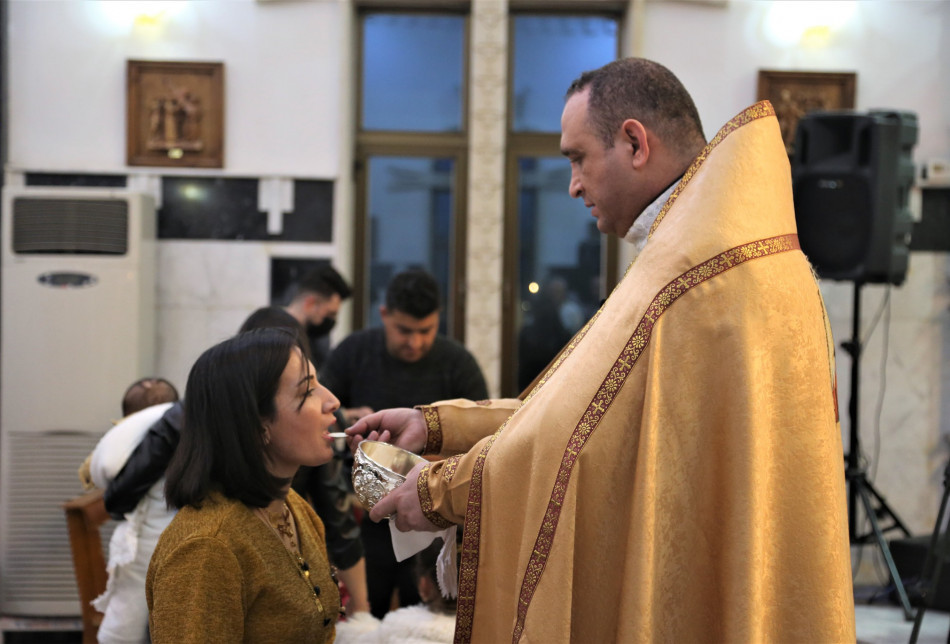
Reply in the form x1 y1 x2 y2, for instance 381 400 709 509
909 458 950 643
842 281 915 620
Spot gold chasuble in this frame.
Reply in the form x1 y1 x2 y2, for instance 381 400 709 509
416 103 855 643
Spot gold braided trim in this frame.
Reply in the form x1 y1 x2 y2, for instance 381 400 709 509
649 101 776 238
417 464 455 530
418 405 443 455
442 454 462 483
510 232 800 642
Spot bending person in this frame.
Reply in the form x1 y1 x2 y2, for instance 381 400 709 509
146 328 343 642
346 57 854 642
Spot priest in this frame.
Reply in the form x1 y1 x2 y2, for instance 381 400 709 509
347 57 855 644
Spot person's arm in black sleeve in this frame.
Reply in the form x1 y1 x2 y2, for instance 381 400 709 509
307 457 364 570
300 409 363 569
456 349 490 400
310 342 364 566
103 401 183 519
317 341 349 406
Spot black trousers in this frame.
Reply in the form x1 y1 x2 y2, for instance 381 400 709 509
361 518 421 618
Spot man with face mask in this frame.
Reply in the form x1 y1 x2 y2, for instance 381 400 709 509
284 265 352 370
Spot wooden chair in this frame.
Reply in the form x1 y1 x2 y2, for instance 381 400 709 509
63 488 109 644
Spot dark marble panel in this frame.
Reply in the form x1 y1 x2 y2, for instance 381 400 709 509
17 174 334 243
159 177 334 242
290 180 334 243
159 177 262 240
24 173 127 188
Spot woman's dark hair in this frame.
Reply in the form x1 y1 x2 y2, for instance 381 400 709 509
238 305 312 362
165 327 305 509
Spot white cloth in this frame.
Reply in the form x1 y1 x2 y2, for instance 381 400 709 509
89 403 177 644
334 604 456 644
622 179 680 253
389 523 458 599
333 611 382 642
89 403 173 489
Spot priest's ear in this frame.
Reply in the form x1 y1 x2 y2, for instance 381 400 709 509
621 119 650 169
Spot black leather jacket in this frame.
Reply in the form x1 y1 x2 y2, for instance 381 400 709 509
103 400 364 570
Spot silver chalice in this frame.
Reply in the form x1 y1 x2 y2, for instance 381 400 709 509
352 440 426 511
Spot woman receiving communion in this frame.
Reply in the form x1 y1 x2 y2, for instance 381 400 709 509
146 327 343 643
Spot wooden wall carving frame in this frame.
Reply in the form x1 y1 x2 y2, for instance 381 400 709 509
127 60 225 168
757 70 856 156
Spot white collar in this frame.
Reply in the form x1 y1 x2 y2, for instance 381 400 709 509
622 179 680 254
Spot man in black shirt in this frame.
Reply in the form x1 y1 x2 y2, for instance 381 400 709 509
320 269 488 619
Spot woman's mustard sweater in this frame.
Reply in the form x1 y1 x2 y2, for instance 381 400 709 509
146 489 340 643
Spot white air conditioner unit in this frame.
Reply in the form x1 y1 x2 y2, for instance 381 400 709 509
0 186 157 616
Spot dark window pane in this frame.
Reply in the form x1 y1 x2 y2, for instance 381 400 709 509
362 14 465 132
512 16 618 133
366 156 454 334
515 156 602 391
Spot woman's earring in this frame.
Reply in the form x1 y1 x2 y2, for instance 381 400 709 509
262 427 271 446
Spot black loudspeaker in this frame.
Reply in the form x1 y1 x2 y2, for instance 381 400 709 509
791 109 918 285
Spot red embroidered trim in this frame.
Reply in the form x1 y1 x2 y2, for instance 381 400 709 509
510 233 801 642
833 373 840 422
454 308 600 642
419 406 442 455
418 464 455 530
454 431 501 642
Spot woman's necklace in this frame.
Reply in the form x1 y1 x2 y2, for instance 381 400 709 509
256 502 299 554
254 501 345 623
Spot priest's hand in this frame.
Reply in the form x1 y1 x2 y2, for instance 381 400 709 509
345 408 427 455
368 462 441 532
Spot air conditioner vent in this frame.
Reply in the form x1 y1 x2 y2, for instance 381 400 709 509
12 198 129 255
0 431 117 613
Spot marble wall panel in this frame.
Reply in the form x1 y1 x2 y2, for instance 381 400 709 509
156 242 272 388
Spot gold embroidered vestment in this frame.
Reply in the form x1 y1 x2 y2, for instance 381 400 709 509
418 103 855 643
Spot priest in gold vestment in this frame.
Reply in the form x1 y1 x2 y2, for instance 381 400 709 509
348 58 855 643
